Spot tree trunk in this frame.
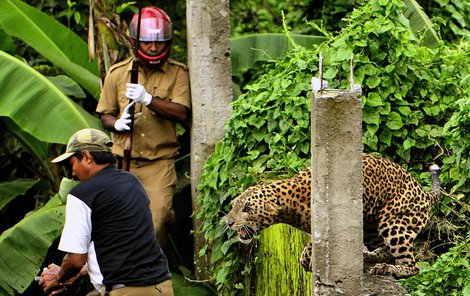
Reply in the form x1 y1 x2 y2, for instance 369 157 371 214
186 0 233 279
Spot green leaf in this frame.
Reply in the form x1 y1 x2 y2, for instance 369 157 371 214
0 179 39 210
231 33 326 76
335 47 354 61
366 76 382 89
403 137 416 150
463 283 470 296
47 75 87 99
398 106 412 116
0 0 100 97
386 112 404 130
402 0 440 47
4 119 56 183
0 178 78 295
366 93 384 107
363 111 381 125
0 51 102 144
379 129 392 145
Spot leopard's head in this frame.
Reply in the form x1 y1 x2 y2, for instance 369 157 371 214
226 185 280 244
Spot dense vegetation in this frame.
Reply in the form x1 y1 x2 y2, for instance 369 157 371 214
0 0 469 295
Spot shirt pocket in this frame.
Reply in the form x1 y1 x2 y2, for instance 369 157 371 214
153 86 172 101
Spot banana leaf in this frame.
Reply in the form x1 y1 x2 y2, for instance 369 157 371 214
47 75 87 99
0 50 101 145
231 33 327 77
0 179 39 211
0 0 101 98
403 0 440 47
4 118 57 185
0 178 77 296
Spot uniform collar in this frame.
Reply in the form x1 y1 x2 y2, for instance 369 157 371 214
124 57 169 74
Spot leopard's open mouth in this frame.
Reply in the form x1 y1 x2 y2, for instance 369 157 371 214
238 226 255 244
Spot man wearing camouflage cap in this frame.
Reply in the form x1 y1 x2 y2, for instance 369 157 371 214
40 128 173 296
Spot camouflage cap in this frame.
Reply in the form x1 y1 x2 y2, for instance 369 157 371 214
51 128 113 163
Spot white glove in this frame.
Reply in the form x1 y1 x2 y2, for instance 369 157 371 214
125 83 153 106
114 101 135 131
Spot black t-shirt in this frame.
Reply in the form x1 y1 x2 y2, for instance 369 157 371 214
58 165 171 290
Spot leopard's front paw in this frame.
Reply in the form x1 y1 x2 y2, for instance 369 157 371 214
299 244 313 272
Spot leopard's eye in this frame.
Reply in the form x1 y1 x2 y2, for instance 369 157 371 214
242 204 250 212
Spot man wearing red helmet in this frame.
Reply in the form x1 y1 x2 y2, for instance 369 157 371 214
96 6 191 250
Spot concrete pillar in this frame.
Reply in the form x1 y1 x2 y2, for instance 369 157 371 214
186 0 233 279
310 85 363 295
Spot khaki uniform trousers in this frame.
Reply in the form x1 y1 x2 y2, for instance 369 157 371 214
101 279 173 296
129 158 176 248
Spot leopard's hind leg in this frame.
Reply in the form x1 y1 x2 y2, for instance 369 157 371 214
370 217 421 278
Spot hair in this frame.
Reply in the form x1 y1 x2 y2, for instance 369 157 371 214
75 151 117 165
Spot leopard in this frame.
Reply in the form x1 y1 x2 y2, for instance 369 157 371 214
226 153 441 278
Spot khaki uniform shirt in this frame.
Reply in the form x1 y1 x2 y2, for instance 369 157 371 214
96 57 191 160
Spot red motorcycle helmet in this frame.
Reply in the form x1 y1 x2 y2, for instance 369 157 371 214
130 6 173 67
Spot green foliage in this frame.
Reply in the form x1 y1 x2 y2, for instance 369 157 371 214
230 0 316 36
0 178 77 295
0 50 102 144
0 0 101 98
419 0 470 43
0 179 39 210
400 233 470 296
197 0 470 294
231 33 326 77
441 44 470 193
321 0 448 166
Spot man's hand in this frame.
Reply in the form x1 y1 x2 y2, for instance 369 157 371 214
126 83 153 106
40 264 64 295
114 101 136 131
39 254 87 296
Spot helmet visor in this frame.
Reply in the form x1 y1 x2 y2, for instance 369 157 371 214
131 18 173 42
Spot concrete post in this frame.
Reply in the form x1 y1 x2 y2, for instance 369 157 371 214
186 0 233 279
310 84 363 295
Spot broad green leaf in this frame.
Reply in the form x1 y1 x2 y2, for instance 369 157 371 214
402 0 440 47
398 106 412 116
0 51 101 144
386 112 404 130
231 33 326 76
4 118 55 183
0 0 101 97
0 30 15 53
366 93 384 107
366 124 380 136
0 179 39 210
47 75 87 99
363 111 381 125
403 137 416 150
0 178 78 295
366 76 382 89
379 129 392 146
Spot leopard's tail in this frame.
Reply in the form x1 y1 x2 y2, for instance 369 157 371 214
429 164 441 204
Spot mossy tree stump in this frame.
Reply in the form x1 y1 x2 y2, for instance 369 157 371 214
246 225 312 296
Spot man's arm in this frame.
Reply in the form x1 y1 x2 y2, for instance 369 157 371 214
147 98 189 122
100 113 119 132
57 253 87 282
